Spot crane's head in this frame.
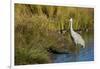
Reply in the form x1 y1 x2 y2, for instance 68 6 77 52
69 18 73 22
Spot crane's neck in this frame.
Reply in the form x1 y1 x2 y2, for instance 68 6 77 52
70 21 74 33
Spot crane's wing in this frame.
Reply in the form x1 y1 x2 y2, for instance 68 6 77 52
71 31 85 48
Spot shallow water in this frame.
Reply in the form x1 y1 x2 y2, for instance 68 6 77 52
52 32 94 63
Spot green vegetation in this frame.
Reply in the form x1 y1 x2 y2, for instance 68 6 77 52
15 3 94 65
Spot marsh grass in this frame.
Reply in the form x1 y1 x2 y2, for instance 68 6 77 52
15 3 94 65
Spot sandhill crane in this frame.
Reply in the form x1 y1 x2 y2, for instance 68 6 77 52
69 18 85 48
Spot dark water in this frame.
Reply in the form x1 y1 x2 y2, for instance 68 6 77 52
52 32 94 63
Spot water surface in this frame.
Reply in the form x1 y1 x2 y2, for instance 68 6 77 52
52 32 94 63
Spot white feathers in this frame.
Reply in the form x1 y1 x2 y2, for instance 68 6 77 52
70 18 85 48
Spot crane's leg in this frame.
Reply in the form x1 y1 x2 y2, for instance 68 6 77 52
75 44 78 54
75 44 80 61
77 45 80 53
74 44 78 61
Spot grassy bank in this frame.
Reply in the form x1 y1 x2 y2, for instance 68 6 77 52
15 3 94 65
